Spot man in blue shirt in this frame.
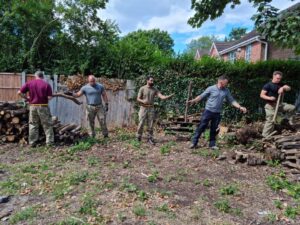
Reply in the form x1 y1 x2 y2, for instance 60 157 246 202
74 75 109 138
188 75 247 149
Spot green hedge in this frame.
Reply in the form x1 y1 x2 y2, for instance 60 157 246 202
134 56 300 123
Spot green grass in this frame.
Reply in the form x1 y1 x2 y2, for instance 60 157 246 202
220 184 239 196
214 199 231 213
87 156 100 166
132 204 147 217
148 170 159 183
284 206 299 219
10 206 37 224
160 141 176 155
203 179 213 187
67 137 98 154
68 171 89 185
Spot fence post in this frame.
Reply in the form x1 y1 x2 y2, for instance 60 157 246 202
21 71 26 86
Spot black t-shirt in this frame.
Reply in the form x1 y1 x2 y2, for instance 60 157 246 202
262 82 283 103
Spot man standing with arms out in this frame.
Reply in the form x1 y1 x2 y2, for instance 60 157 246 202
18 71 54 147
74 75 109 138
188 75 247 149
260 71 295 137
136 76 174 145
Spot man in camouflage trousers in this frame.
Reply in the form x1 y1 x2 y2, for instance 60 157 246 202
18 71 54 147
260 71 295 137
136 76 174 145
74 75 109 138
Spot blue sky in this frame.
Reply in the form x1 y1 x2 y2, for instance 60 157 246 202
100 0 299 53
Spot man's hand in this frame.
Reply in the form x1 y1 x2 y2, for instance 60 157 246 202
105 103 109 112
187 99 195 105
278 87 284 94
269 96 276 101
239 106 247 114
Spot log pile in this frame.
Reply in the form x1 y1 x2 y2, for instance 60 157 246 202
274 134 300 170
60 75 126 92
0 102 87 145
0 102 29 144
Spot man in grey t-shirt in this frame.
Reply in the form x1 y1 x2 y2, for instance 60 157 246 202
74 75 109 138
188 75 247 149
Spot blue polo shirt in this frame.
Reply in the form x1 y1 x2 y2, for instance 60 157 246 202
80 83 105 105
199 85 235 113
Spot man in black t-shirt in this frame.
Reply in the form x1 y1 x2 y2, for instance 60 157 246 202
260 71 295 137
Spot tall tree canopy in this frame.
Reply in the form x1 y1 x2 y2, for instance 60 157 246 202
185 35 218 55
188 0 300 54
0 0 119 74
228 27 247 41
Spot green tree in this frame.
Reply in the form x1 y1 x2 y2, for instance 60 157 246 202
0 0 119 74
123 29 175 55
188 0 299 54
228 27 247 41
185 35 217 56
113 32 170 79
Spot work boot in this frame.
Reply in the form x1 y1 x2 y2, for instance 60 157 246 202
189 143 197 149
148 138 155 145
29 142 37 148
210 146 219 150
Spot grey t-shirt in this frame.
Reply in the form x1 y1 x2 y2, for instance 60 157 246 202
199 85 235 113
80 83 105 105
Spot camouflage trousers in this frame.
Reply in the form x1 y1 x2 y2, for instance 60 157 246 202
136 107 155 139
29 105 54 145
262 103 295 137
86 105 108 138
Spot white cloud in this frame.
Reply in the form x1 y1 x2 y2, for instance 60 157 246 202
99 0 300 51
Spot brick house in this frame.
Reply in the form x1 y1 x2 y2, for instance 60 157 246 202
209 30 298 62
206 3 299 62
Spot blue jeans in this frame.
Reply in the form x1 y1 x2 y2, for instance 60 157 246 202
192 110 221 147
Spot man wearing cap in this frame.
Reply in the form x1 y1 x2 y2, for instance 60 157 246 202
18 71 54 147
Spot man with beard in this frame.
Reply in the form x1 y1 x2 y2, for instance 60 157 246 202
136 76 174 145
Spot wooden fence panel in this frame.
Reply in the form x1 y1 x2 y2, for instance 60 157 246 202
49 80 136 128
0 73 22 101
0 72 136 128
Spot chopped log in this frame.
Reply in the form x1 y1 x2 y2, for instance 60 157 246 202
59 123 77 134
282 141 300 149
52 93 82 105
6 135 15 142
11 117 20 124
9 108 28 116
3 113 11 120
281 149 300 155
282 161 300 170
276 135 300 145
70 125 81 133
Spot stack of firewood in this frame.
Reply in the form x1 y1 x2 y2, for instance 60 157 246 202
52 119 88 144
0 102 87 145
275 134 300 170
0 102 29 143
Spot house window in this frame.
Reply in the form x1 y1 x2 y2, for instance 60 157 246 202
245 45 252 62
229 51 236 62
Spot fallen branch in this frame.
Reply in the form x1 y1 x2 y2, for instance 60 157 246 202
52 93 82 105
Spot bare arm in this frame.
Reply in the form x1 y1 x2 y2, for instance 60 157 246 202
260 90 276 102
231 101 247 113
278 85 291 94
17 90 29 101
73 90 84 98
102 90 108 104
187 95 201 105
157 92 174 100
